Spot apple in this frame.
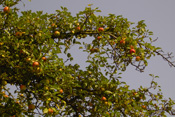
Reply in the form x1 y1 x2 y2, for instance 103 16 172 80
59 89 63 94
42 56 47 61
3 6 10 13
28 104 35 110
129 49 136 54
120 39 125 45
20 85 26 91
4 94 8 98
71 30 75 34
142 105 146 109
97 36 102 40
76 26 81 31
51 23 55 27
33 61 39 67
101 96 107 101
48 108 54 114
16 32 22 37
135 56 141 61
54 31 60 37
98 27 104 32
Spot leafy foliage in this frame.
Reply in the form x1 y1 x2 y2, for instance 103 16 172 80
0 0 175 116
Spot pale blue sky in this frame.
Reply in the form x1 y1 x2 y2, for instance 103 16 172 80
17 0 175 106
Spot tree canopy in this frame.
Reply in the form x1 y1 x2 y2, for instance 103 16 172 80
0 0 175 116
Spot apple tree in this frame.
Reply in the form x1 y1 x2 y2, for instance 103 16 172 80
0 0 175 117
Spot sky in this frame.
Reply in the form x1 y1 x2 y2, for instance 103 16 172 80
16 0 175 113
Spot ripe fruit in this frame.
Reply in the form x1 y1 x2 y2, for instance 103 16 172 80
135 56 141 61
98 27 104 32
76 26 81 31
59 89 63 94
142 105 146 109
51 23 55 27
129 49 136 54
42 57 47 61
28 104 35 110
120 39 125 45
3 6 10 13
16 32 22 37
20 85 26 91
48 108 54 114
97 36 102 40
32 61 39 67
4 94 8 98
54 31 60 37
101 96 107 101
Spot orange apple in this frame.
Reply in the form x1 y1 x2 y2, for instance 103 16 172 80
4 94 8 98
98 27 104 32
42 56 47 61
142 105 146 109
101 96 107 101
3 6 10 13
48 108 54 114
51 23 55 27
28 104 35 110
97 36 102 40
135 56 141 61
20 85 26 91
59 89 63 94
76 26 81 31
54 31 60 37
33 61 39 67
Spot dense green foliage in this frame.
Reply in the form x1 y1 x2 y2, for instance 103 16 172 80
0 0 175 116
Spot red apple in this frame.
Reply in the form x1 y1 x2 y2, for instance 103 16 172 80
33 61 39 67
3 6 10 13
120 39 125 44
130 49 136 54
20 85 26 91
98 27 104 32
76 26 81 31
